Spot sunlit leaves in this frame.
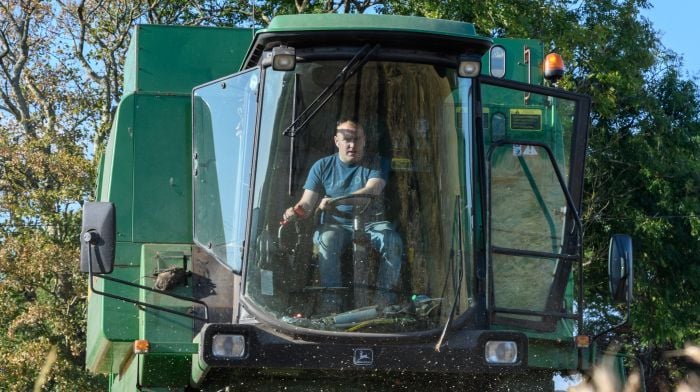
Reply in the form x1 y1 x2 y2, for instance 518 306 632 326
0 229 98 388
0 338 104 390
0 1 106 389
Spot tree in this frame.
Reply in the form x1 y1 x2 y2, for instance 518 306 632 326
0 1 105 389
588 65 700 389
565 3 699 389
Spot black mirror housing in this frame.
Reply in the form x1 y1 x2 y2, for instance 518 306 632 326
608 234 633 303
80 202 116 274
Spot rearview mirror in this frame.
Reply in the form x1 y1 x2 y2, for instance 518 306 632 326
608 234 633 303
80 202 116 274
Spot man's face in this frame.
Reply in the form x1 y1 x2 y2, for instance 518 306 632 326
334 121 365 164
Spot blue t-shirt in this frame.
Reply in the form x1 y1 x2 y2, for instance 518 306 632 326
304 154 386 225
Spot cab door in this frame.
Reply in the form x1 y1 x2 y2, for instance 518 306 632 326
193 68 260 273
478 76 590 332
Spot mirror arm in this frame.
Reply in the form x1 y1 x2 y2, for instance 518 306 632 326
592 297 631 343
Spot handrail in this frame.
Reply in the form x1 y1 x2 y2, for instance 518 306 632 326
86 240 209 322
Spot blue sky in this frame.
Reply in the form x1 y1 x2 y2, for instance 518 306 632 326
642 1 699 77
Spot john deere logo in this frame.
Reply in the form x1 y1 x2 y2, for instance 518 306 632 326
353 348 373 366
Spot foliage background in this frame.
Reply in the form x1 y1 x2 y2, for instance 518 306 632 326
0 0 697 390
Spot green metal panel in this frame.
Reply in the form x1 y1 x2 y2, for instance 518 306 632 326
482 38 545 84
95 153 106 200
111 353 191 391
139 244 194 342
86 242 142 374
262 14 483 40
104 25 254 244
123 35 138 95
99 95 135 243
132 94 192 243
99 91 197 245
123 24 252 95
86 266 140 373
527 339 579 370
138 244 194 387
245 14 492 71
140 355 191 387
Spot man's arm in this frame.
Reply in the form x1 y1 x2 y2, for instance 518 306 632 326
352 178 386 195
318 178 385 211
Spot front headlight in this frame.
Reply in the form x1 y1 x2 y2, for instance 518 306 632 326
484 340 518 364
212 334 246 359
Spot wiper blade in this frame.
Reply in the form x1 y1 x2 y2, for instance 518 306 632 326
435 194 466 352
282 43 380 137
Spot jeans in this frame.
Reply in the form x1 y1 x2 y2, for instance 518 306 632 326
314 221 403 313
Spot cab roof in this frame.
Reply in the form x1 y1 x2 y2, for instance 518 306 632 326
242 14 493 69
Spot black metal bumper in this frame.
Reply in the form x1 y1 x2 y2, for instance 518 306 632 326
199 323 528 374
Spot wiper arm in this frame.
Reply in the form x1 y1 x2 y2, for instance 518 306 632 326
288 73 299 195
282 43 380 137
435 194 466 352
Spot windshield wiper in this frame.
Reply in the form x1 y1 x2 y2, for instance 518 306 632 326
282 43 380 137
435 194 466 352
288 73 300 195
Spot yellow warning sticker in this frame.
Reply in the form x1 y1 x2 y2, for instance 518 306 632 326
509 108 542 131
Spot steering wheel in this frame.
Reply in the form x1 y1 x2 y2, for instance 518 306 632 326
321 194 382 220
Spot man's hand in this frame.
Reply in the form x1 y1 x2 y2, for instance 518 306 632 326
318 197 332 211
282 207 296 222
282 190 319 223
282 205 306 223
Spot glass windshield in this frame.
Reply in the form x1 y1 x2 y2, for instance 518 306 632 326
245 60 474 333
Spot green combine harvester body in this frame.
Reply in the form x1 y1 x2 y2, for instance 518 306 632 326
80 14 633 391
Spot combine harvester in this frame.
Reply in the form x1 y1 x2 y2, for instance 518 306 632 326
80 13 633 391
